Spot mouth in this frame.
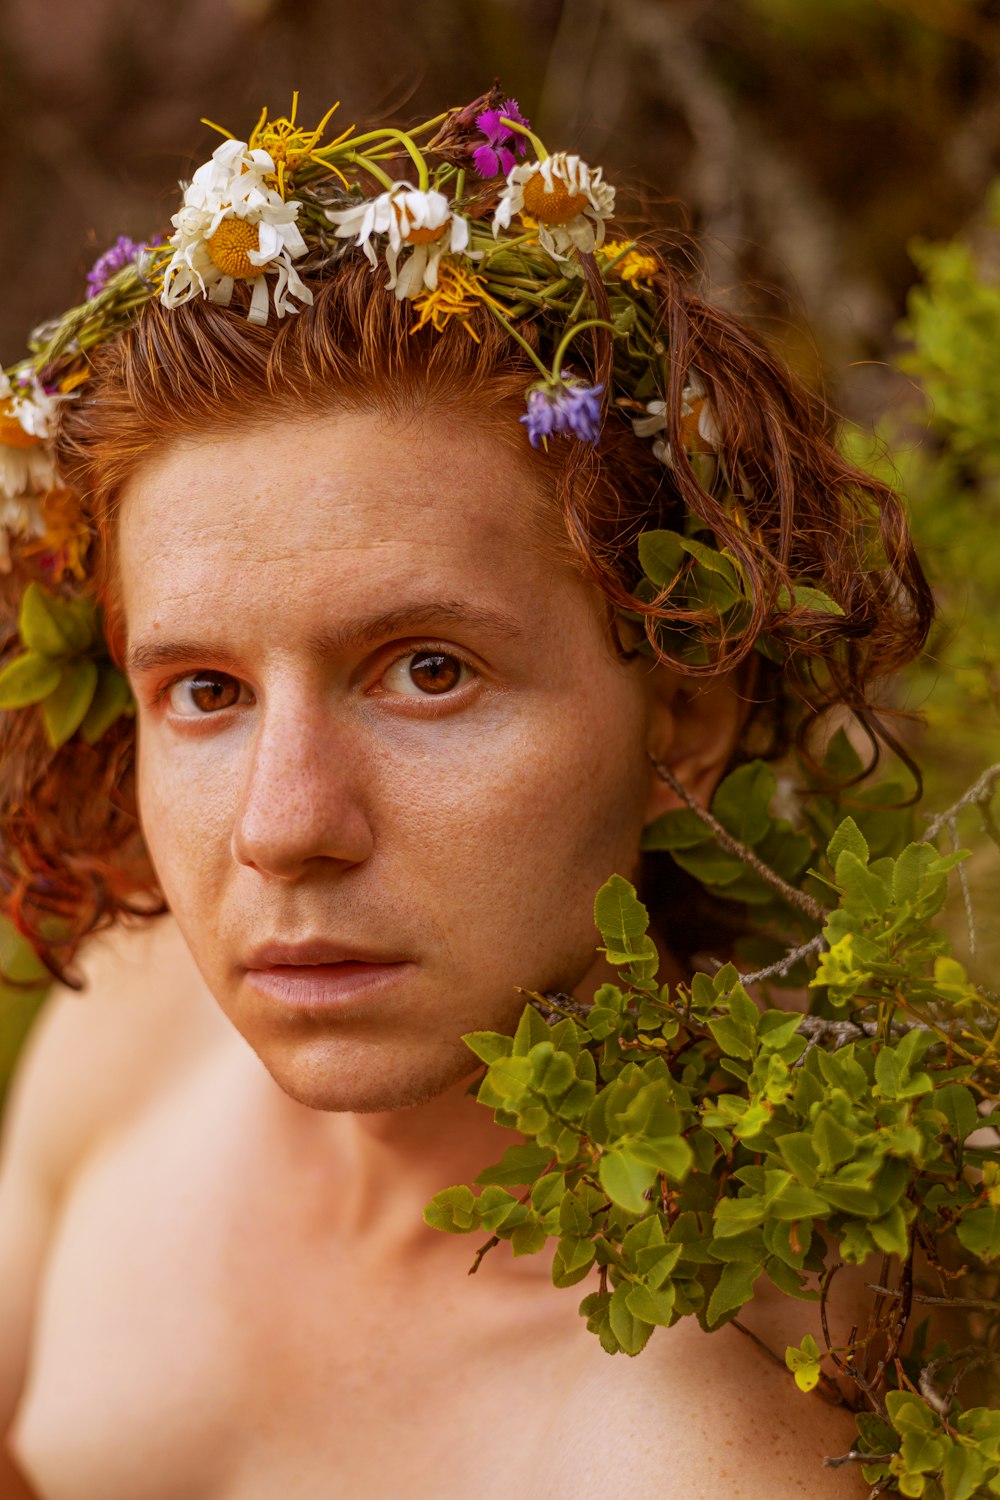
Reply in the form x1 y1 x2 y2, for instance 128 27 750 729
243 941 413 1011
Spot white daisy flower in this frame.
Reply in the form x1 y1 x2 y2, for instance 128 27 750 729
0 370 60 499
493 153 615 259
0 495 45 572
0 373 77 569
325 184 471 301
632 377 720 467
160 137 313 327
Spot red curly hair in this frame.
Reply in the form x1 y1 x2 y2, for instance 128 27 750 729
0 252 933 982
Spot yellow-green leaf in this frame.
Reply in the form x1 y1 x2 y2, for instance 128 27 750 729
0 651 62 708
41 659 98 747
80 664 133 744
18 581 93 656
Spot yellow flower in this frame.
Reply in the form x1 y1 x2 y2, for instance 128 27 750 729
204 93 352 197
601 240 658 286
22 487 91 580
409 259 501 340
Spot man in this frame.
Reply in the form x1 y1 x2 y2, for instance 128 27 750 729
0 95 926 1496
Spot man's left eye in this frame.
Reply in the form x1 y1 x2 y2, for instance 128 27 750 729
381 651 472 697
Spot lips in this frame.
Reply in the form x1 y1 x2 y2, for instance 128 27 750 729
242 939 413 1010
245 940 407 969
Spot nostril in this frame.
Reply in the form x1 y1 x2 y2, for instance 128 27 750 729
231 745 375 878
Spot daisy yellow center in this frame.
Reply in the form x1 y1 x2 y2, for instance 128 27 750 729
682 400 710 451
392 204 448 246
0 407 39 450
406 223 448 245
521 174 589 225
206 218 264 279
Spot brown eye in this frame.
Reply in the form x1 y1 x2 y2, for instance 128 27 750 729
382 650 471 698
168 672 245 716
408 652 463 694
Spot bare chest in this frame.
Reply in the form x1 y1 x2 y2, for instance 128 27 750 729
12 1050 858 1500
11 1058 651 1500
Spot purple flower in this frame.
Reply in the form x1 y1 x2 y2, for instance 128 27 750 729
86 236 154 298
520 380 604 448
472 98 530 179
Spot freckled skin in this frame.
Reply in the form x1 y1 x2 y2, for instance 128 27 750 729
7 409 866 1500
120 409 667 1115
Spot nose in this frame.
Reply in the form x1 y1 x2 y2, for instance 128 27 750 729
231 693 375 879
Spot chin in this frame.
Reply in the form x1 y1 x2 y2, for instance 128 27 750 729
246 1029 482 1114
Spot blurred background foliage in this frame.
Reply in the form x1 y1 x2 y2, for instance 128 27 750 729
2 0 999 1104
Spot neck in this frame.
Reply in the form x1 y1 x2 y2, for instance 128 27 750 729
270 1064 526 1270
261 944 687 1270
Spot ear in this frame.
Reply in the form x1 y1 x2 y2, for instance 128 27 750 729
642 660 757 825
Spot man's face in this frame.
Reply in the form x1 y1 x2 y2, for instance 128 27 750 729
118 408 661 1112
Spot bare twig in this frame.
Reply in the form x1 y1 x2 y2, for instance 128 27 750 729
820 1262 847 1374
865 1285 1000 1312
648 755 827 922
922 762 1000 843
730 1317 787 1370
825 1450 895 1469
467 1175 547 1276
739 933 826 987
527 989 592 1024
946 814 978 958
877 1253 914 1378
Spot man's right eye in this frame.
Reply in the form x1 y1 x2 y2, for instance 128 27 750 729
167 673 248 717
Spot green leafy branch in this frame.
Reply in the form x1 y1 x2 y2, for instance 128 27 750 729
0 582 132 747
426 761 1000 1498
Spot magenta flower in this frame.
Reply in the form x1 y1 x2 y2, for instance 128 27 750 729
472 98 530 179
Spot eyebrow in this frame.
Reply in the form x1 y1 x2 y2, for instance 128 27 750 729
124 600 526 676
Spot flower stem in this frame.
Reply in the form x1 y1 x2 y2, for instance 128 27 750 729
499 117 548 162
336 128 429 189
551 317 619 381
484 305 552 381
407 111 449 138
341 152 395 192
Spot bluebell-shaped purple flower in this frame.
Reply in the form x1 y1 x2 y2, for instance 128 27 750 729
520 380 605 448
472 98 530 179
86 236 153 298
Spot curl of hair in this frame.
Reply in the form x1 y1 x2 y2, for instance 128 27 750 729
0 249 933 980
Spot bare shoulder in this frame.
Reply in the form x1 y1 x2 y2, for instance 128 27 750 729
1 915 229 1196
563 1313 865 1500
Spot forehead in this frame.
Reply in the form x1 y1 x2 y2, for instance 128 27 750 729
115 408 577 643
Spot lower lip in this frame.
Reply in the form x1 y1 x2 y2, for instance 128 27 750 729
245 961 412 1009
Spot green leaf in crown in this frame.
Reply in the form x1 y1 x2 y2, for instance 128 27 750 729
0 582 133 747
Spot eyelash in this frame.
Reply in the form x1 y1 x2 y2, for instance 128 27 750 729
158 644 480 718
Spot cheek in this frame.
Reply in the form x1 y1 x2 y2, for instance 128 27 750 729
134 724 234 911
384 681 650 969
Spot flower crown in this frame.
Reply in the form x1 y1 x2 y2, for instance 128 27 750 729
0 87 819 753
